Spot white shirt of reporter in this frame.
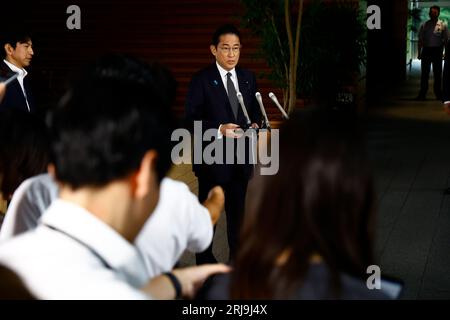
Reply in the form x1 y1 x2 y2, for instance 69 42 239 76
0 199 150 299
0 174 213 279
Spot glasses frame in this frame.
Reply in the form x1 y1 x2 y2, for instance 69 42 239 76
217 45 241 54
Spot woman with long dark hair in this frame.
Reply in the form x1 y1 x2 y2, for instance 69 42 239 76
202 107 388 299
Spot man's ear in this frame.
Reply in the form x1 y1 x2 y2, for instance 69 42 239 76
132 150 158 199
4 44 13 56
210 45 217 58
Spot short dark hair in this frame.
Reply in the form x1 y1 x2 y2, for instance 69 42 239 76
47 54 176 189
231 108 375 299
0 28 32 59
430 5 440 14
0 109 49 198
211 24 241 47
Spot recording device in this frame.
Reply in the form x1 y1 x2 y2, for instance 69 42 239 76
255 92 271 131
268 92 289 120
236 92 253 128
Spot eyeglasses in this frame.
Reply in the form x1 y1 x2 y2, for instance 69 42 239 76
218 46 241 54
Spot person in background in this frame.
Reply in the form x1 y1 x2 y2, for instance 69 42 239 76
201 108 389 300
416 5 448 101
0 29 35 112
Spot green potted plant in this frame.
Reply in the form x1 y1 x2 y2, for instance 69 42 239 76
240 0 304 114
240 0 367 113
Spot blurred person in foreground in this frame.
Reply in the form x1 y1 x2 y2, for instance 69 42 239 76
0 54 229 299
200 107 390 299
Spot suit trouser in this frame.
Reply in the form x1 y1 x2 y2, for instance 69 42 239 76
419 46 443 98
196 169 249 264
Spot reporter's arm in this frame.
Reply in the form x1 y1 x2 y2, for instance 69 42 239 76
202 186 224 225
141 264 231 299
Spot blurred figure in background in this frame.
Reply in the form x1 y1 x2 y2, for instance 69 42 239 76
0 28 35 112
0 109 49 204
416 5 447 101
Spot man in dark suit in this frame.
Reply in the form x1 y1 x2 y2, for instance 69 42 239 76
186 24 261 264
416 6 447 101
0 30 35 113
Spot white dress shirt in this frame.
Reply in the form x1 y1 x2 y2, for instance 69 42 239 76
3 59 30 112
0 199 150 299
0 174 213 278
136 177 213 276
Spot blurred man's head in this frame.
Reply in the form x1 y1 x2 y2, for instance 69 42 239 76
1 29 34 68
47 54 176 240
429 6 440 20
210 24 242 71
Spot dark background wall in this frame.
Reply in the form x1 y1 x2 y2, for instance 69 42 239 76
366 0 408 104
1 0 283 120
2 0 410 116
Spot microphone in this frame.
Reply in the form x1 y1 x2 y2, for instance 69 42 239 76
236 92 252 127
255 92 271 130
269 92 290 120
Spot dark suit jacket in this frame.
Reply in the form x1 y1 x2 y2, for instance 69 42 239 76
185 64 262 183
0 61 35 113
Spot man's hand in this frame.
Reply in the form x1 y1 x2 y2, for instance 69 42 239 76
172 264 231 299
202 186 224 225
142 264 231 300
220 123 243 138
0 83 5 103
250 123 259 129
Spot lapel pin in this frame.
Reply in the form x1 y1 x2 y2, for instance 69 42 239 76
213 80 218 86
